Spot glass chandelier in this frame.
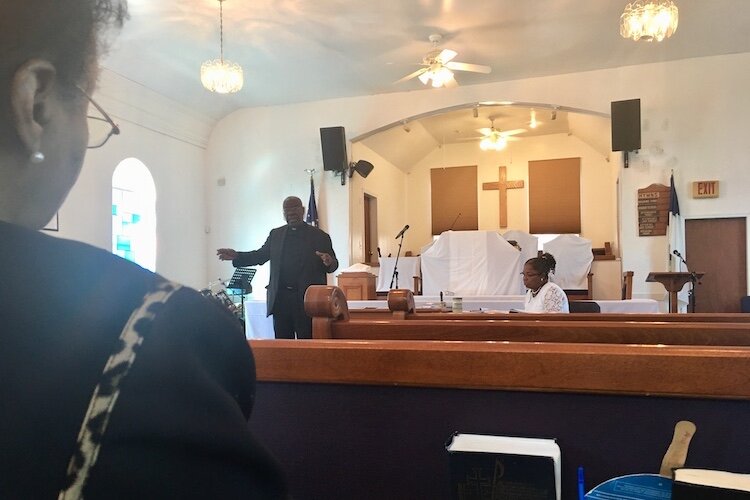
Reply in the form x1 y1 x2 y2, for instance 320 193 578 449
201 0 243 94
620 0 679 42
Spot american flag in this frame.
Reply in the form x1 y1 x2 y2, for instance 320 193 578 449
306 175 319 227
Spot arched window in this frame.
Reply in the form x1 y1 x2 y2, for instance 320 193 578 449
112 158 156 271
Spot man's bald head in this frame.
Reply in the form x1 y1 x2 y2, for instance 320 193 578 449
283 196 305 225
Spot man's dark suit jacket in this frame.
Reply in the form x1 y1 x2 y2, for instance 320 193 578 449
232 223 339 316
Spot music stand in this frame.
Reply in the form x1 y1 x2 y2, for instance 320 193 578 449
226 267 256 332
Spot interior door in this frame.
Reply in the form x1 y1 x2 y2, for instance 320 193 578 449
685 217 747 312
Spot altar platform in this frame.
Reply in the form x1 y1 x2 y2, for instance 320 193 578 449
243 296 660 339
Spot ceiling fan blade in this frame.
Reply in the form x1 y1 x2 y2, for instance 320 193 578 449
394 67 427 84
417 71 431 85
499 128 527 136
445 61 492 74
506 136 522 142
477 128 493 135
443 75 458 88
436 49 458 63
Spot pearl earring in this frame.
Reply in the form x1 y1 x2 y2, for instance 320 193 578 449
30 151 45 164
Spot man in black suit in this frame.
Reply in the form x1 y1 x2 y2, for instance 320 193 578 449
217 196 338 339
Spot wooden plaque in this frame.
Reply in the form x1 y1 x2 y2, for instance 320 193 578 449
637 183 670 236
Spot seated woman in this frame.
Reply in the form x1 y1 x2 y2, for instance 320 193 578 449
0 1 286 497
522 253 570 313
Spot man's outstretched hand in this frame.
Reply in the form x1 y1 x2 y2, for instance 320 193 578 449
217 248 238 261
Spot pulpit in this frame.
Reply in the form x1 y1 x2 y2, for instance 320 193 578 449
646 272 704 313
337 272 377 300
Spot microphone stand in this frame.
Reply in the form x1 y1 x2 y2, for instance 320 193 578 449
389 232 405 289
676 253 699 313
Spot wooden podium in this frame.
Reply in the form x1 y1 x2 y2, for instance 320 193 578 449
646 272 704 313
336 272 376 300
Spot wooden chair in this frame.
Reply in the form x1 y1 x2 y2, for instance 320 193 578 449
622 271 634 300
564 272 594 301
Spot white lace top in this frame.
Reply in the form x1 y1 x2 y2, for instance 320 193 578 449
524 281 570 313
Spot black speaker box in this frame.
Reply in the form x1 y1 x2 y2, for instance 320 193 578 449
320 126 347 172
611 99 641 152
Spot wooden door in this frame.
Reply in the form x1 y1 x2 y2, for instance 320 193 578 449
363 194 377 264
685 217 747 312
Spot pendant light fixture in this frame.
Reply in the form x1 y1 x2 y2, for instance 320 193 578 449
620 0 679 42
200 0 243 94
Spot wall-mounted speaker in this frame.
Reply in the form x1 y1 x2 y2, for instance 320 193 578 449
320 126 348 172
611 99 641 152
350 159 374 178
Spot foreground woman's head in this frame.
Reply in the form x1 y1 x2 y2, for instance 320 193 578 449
0 0 127 229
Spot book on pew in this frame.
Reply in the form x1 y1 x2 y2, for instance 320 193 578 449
446 432 561 500
672 468 750 499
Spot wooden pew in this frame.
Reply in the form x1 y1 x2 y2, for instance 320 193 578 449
248 339 750 500
305 286 750 345
349 288 750 322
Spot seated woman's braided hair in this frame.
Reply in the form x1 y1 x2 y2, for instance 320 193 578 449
526 252 557 282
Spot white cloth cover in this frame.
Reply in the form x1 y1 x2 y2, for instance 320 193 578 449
420 231 522 296
543 235 593 290
377 256 421 292
340 263 373 273
502 230 539 293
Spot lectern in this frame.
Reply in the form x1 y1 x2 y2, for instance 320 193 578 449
646 272 704 313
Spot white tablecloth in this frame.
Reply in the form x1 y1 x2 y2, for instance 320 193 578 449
245 296 660 339
349 297 660 314
376 256 421 292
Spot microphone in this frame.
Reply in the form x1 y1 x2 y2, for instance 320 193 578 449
448 212 462 231
395 224 410 239
672 250 681 257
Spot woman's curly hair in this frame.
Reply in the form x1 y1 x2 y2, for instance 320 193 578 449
1 0 128 89
525 252 557 279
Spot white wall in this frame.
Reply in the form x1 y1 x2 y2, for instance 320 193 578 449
348 144 408 263
402 133 616 253
208 51 750 300
55 69 214 289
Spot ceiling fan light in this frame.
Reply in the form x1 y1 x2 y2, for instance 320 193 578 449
479 134 507 151
430 66 454 87
620 0 678 42
529 110 538 129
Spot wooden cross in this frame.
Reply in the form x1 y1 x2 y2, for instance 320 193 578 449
482 166 524 228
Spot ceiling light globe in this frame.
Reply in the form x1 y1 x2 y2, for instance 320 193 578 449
201 59 244 94
620 0 678 42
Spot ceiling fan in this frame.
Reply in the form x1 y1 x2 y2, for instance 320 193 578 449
476 118 525 151
395 34 492 88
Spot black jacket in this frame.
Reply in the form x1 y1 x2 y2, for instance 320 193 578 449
233 223 338 315
0 221 287 499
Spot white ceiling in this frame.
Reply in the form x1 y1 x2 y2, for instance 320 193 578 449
102 0 750 122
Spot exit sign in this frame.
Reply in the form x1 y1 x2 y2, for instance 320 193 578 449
692 180 719 198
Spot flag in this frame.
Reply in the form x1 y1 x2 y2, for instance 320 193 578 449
667 172 688 310
306 175 319 227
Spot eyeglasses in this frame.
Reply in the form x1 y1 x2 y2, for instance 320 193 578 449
76 85 120 149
